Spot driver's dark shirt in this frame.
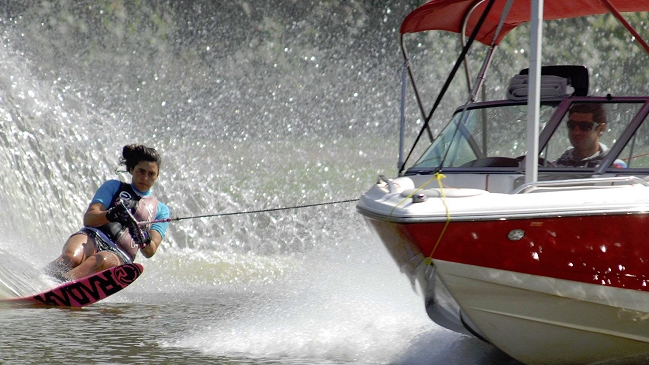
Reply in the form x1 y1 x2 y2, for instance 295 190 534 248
554 149 605 167
554 143 607 167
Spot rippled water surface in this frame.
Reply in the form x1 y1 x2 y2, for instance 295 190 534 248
0 248 519 365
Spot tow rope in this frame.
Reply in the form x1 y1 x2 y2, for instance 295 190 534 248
140 198 359 225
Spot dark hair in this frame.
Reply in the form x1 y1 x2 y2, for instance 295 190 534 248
119 144 162 172
569 103 607 124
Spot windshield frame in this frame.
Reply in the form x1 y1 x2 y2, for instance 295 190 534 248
405 96 649 176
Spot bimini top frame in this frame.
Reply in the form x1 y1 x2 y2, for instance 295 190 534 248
397 0 649 177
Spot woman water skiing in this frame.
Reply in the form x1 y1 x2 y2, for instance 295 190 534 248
46 144 170 281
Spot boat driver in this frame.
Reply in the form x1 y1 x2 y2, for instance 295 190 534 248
554 103 626 168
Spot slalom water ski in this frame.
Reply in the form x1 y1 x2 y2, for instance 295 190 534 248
2 263 143 308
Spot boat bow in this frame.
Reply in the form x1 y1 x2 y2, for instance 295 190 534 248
359 1 649 363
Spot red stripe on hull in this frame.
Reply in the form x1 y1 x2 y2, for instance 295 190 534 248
383 214 649 291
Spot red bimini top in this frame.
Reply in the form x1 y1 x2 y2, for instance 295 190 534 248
400 0 649 45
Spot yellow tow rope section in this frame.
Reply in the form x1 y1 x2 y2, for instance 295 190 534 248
387 172 452 267
425 172 452 265
388 173 438 220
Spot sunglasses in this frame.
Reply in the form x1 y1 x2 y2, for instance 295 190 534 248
567 120 600 131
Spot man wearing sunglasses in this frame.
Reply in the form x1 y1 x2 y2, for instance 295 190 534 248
555 103 613 167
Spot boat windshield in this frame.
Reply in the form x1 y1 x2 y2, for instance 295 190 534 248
409 100 649 173
411 103 558 169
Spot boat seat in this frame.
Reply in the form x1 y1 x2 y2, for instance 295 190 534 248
485 174 521 193
428 174 487 190
412 174 521 194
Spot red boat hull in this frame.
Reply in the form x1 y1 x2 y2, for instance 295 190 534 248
366 213 649 291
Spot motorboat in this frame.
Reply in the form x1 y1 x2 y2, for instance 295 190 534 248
357 1 649 364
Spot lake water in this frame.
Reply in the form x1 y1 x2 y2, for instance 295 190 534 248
0 1 530 364
0 247 518 364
